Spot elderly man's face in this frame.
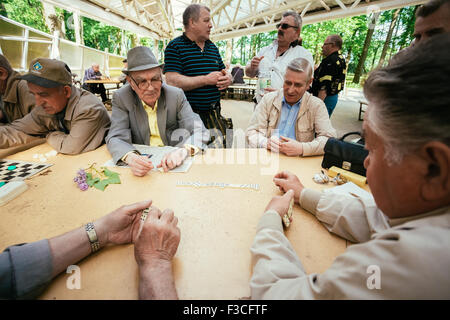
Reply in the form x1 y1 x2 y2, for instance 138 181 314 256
283 69 311 105
277 15 300 46
322 36 337 57
93 64 100 72
128 67 162 107
362 118 424 219
191 8 212 41
414 4 450 44
27 82 70 114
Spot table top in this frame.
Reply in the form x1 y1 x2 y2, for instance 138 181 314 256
0 144 369 299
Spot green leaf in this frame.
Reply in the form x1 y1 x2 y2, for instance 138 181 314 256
86 173 100 187
104 175 121 185
102 168 121 184
93 179 108 191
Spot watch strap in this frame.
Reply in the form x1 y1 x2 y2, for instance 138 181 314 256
85 222 100 253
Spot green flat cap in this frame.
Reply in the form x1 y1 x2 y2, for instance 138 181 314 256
20 58 72 88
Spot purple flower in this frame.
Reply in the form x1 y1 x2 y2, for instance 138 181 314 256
79 182 89 191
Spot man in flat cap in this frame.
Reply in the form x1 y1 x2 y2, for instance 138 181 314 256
0 58 110 154
106 46 209 176
0 54 35 125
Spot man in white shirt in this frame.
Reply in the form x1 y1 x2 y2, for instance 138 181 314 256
245 11 314 103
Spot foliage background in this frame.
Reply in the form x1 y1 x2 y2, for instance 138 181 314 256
1 0 418 86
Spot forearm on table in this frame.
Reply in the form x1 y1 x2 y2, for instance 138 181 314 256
165 72 207 91
49 221 107 277
0 126 42 148
138 260 178 300
250 211 309 299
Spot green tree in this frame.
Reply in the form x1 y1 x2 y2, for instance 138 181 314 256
1 0 49 33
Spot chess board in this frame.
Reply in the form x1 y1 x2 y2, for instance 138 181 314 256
0 159 52 183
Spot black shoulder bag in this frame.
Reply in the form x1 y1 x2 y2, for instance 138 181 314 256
321 132 368 176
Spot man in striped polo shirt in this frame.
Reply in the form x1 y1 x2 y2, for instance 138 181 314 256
164 4 233 148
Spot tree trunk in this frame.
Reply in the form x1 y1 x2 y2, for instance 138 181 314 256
353 12 380 84
378 8 401 68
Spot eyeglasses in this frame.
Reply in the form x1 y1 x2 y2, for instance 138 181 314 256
276 23 299 30
129 75 162 90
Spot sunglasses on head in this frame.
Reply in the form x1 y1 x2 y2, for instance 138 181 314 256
276 23 299 30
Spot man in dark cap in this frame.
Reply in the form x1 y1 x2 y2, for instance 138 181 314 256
0 54 35 124
106 46 209 176
0 58 110 154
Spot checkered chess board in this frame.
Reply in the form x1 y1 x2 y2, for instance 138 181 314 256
0 159 52 182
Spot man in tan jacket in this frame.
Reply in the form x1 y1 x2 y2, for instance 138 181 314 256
246 58 336 157
0 54 35 124
0 58 110 155
250 34 450 299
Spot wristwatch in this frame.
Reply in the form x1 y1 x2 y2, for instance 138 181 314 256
183 144 200 157
85 222 100 253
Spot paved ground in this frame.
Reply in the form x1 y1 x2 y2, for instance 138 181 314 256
221 88 366 147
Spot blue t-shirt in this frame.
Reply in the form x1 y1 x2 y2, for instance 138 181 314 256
164 33 225 112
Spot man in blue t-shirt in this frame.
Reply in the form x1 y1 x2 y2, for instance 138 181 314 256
164 4 233 148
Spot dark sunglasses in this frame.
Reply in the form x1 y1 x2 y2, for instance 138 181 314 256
276 23 299 30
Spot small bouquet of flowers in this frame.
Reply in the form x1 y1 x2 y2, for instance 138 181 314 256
74 163 121 191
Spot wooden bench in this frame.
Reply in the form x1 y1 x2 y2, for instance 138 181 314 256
359 100 368 121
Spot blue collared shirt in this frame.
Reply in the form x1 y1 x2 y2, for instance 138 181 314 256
276 97 302 140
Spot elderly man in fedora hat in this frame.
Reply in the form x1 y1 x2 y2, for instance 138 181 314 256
0 58 110 154
106 46 209 176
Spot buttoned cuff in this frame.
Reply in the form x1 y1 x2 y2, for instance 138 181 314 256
121 150 139 163
256 210 283 234
299 188 322 216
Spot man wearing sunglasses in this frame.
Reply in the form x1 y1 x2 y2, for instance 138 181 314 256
245 11 314 103
106 46 209 176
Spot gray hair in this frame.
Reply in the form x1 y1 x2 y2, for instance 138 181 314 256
286 58 312 81
0 54 13 75
183 4 210 28
327 34 343 50
363 33 450 165
282 11 302 29
416 0 450 17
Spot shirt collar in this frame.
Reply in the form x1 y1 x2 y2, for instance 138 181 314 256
282 96 302 108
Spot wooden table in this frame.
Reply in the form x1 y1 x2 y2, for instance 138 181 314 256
84 79 122 89
0 144 367 299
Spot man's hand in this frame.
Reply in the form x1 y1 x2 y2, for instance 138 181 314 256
157 148 188 172
250 56 264 70
273 171 304 203
267 135 281 153
134 206 181 266
318 89 327 101
264 88 277 93
217 69 232 90
134 206 180 300
279 136 303 156
126 153 154 176
204 71 225 86
264 189 295 219
94 199 152 246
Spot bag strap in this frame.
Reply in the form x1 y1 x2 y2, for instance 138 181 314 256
340 131 363 141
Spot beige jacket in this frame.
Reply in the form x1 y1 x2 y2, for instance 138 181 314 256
250 189 450 299
0 70 35 124
246 90 336 156
0 86 110 154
